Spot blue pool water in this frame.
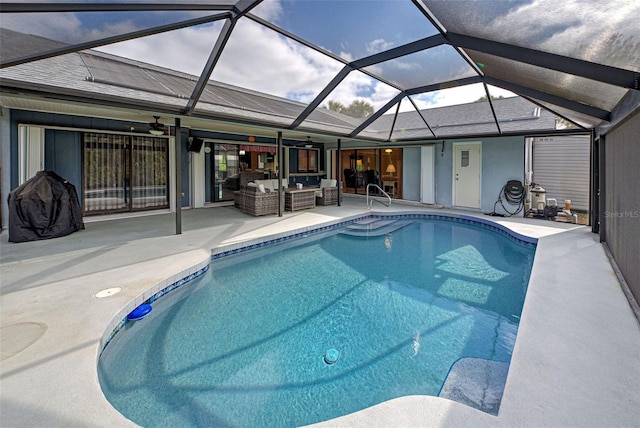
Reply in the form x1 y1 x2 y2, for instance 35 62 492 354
99 216 536 427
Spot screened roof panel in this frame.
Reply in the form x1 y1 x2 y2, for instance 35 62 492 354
299 70 400 135
209 17 342 111
251 0 439 61
358 106 396 141
0 25 68 64
423 102 499 137
0 10 226 65
95 21 223 78
0 50 189 109
200 82 307 120
357 125 390 141
466 49 628 113
362 45 478 90
304 108 362 130
527 99 602 129
80 22 224 99
2 1 637 140
81 52 177 96
362 89 503 140
411 82 493 109
488 93 560 132
410 85 500 137
423 0 640 72
390 98 436 140
295 113 361 136
193 100 296 127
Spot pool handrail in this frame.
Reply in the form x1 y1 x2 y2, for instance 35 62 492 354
366 184 392 209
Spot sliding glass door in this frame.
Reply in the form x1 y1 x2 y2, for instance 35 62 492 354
83 133 169 214
213 143 240 202
336 148 402 198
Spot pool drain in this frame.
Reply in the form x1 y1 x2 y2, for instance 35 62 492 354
323 348 339 365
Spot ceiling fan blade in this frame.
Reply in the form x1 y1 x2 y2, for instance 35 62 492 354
149 116 166 130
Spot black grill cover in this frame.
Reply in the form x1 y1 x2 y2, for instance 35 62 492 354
8 171 84 243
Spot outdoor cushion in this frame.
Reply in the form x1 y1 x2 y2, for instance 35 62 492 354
320 179 337 188
254 179 274 191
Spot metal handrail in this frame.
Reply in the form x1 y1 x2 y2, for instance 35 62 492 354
366 184 392 209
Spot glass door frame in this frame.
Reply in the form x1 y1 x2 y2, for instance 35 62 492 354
82 132 169 215
335 148 401 197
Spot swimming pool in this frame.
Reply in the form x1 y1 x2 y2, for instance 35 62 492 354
98 215 536 427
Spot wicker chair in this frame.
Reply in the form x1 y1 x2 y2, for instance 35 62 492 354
233 186 280 216
315 179 339 206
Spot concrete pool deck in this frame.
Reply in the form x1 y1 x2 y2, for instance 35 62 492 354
1 198 639 427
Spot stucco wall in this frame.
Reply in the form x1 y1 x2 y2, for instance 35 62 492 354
604 109 640 303
434 136 525 215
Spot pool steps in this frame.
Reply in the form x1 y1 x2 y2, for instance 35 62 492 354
439 357 509 416
340 219 414 237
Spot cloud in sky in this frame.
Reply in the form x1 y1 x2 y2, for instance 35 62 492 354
2 12 85 42
98 22 224 82
208 18 344 105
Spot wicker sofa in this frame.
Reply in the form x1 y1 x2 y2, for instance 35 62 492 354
315 179 340 205
233 178 286 216
233 186 280 216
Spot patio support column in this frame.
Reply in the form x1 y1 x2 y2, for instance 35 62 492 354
337 138 342 207
174 117 182 234
278 131 283 217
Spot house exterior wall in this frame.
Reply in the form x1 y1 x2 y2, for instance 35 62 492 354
432 136 525 214
4 110 192 220
1 109 322 229
604 109 640 303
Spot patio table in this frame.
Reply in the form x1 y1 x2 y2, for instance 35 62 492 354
285 188 316 211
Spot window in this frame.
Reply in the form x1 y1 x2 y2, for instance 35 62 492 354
296 148 318 173
461 150 470 167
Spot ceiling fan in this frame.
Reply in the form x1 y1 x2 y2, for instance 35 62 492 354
148 116 167 135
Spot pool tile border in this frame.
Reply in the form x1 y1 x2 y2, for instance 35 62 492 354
99 262 210 356
211 212 536 261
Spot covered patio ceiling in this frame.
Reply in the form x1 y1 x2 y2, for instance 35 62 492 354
1 1 639 144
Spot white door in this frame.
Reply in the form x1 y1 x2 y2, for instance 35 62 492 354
453 142 481 208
